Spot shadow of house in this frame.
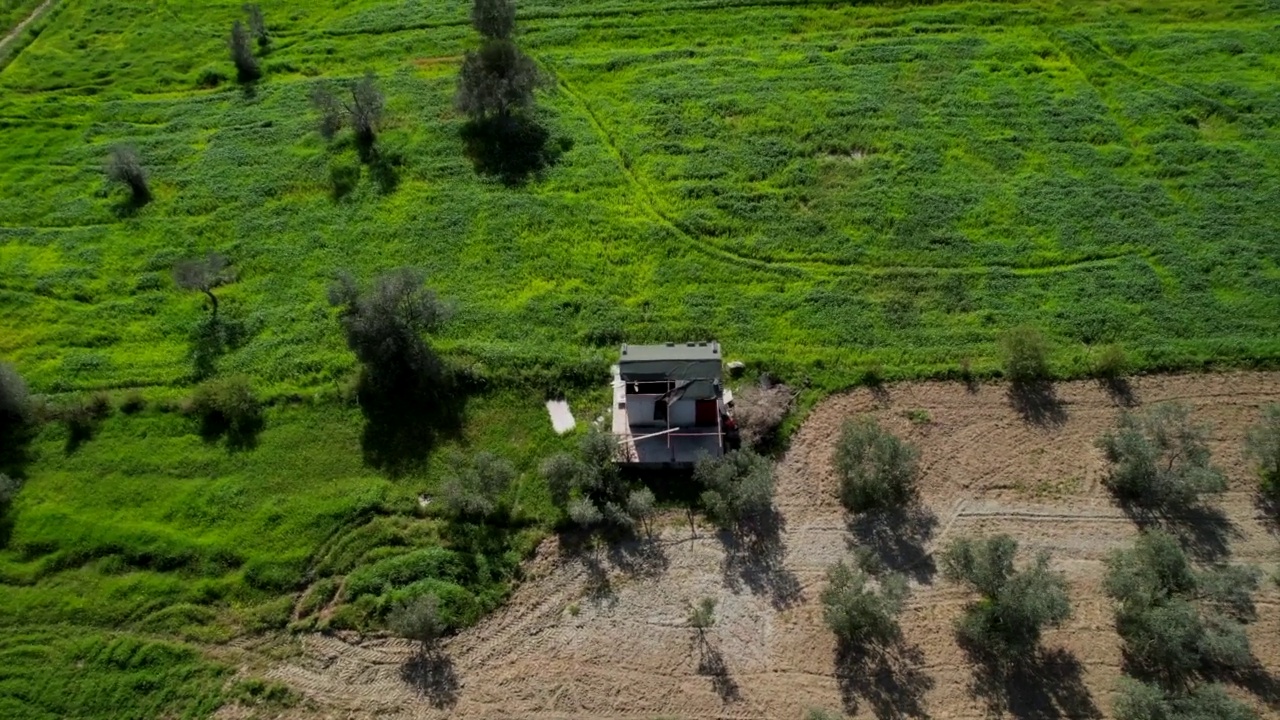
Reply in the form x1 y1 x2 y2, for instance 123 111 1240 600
400 647 460 710
836 640 933 720
1007 380 1067 427
964 646 1100 720
847 505 939 584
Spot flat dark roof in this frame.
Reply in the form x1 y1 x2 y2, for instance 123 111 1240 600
620 341 720 363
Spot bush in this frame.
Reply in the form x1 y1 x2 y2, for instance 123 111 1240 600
941 534 1070 658
567 496 602 527
732 382 794 449
688 596 716 632
228 20 260 82
1104 530 1257 675
1094 343 1130 379
0 361 32 443
542 430 633 528
120 390 146 415
1098 403 1226 509
439 451 516 519
695 448 775 531
821 560 908 646
999 325 1050 382
1246 404 1280 500
105 145 150 204
188 376 263 447
833 417 919 513
626 487 656 536
388 593 445 646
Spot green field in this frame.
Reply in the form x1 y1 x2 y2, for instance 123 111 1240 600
1 0 1279 716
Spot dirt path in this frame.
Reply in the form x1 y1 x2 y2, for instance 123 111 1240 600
0 0 56 59
260 372 1280 719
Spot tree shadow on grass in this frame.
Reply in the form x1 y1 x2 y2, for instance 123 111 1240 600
717 508 802 609
694 634 740 704
400 646 460 710
358 372 466 477
460 114 569 186
836 640 933 720
963 645 1100 720
188 314 249 381
1007 380 1067 428
847 505 938 585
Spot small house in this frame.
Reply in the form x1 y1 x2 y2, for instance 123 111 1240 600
611 341 727 466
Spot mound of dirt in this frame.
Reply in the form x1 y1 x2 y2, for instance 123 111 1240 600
261 372 1280 719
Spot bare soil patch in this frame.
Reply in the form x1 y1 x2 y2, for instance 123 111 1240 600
262 372 1280 719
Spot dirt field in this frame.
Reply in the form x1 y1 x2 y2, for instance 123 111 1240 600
253 372 1280 720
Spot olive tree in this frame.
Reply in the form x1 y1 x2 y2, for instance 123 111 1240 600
833 417 919 513
310 72 385 150
1114 678 1257 720
941 534 1071 659
388 593 446 648
174 252 233 317
243 3 269 50
695 448 775 532
455 39 540 122
105 145 150 204
1098 403 1226 509
821 560 908 647
1246 404 1280 501
440 451 516 519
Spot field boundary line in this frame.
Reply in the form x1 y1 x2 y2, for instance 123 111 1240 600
0 0 57 68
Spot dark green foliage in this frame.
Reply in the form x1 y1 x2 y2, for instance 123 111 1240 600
187 375 264 448
541 430 633 528
310 73 385 150
999 326 1051 382
941 534 1071 658
455 39 540 121
566 496 603 527
695 448 775 531
0 361 32 454
820 560 908 646
104 145 149 204
626 487 656 536
173 252 232 317
539 452 578 507
1098 403 1226 509
228 19 259 82
119 390 146 415
1104 530 1258 675
470 0 515 40
440 451 516 519
1114 678 1258 720
833 417 919 513
1246 404 1280 500
388 593 445 646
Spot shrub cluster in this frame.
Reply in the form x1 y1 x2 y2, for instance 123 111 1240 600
388 593 445 647
541 430 650 529
695 448 775 531
999 325 1051 382
188 376 263 446
1114 678 1256 720
1104 530 1258 676
1098 403 1226 509
439 451 516 520
833 417 919 513
941 534 1071 658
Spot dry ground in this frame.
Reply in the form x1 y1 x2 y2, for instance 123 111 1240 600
250 372 1280 720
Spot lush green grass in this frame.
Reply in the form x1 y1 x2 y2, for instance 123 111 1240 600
0 0 44 36
1 0 1278 716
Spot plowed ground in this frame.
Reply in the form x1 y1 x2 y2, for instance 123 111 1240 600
253 372 1280 720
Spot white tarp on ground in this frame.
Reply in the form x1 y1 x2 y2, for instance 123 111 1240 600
546 399 576 435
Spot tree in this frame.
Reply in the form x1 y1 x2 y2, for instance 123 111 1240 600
105 145 150 204
1104 530 1257 675
310 73 385 150
821 560 908 646
440 451 516 519
539 452 579 506
695 448 775 531
1098 403 1226 509
627 487 656 537
388 594 445 648
243 3 269 50
228 20 260 82
0 361 31 439
567 496 602 528
1114 678 1257 720
455 39 541 122
688 596 716 635
1246 404 1280 500
999 325 1050 382
328 268 446 398
471 0 516 40
941 534 1071 658
833 417 919 513
188 375 264 448
174 252 233 317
